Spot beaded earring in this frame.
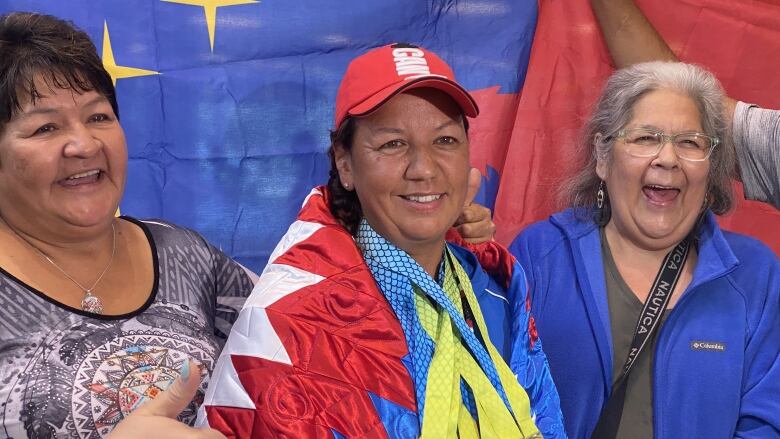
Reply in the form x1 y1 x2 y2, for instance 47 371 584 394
597 180 605 210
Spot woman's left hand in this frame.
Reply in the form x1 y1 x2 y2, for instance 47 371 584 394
108 360 226 439
453 168 496 243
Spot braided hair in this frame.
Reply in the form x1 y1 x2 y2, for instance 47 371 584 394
327 118 362 234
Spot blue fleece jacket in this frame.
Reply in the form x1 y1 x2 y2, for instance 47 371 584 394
509 209 780 439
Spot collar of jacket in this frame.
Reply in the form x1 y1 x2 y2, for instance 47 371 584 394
548 207 739 393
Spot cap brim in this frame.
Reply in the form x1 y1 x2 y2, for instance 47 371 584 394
348 76 479 121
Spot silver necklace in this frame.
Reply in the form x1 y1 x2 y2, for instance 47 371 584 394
8 221 116 314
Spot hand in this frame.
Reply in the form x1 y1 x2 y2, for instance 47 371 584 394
108 359 226 439
454 168 496 243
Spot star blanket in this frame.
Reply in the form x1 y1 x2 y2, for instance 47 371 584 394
197 187 419 437
196 186 564 438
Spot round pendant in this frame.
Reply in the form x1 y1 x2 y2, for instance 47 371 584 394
81 291 104 314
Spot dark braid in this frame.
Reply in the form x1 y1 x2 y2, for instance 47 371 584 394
327 118 362 235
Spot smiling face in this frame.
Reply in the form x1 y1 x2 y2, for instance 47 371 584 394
0 78 127 238
597 88 710 251
334 88 469 268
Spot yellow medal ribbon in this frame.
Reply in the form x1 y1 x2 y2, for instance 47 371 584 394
413 249 541 438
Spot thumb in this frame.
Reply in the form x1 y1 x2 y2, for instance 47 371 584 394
134 359 201 419
464 167 482 207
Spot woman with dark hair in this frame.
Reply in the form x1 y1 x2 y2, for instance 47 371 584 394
508 62 780 438
0 12 253 438
199 43 566 438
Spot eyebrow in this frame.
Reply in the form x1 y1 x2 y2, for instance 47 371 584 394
633 124 705 134
369 119 463 135
634 124 663 131
370 127 404 135
435 119 461 131
13 94 108 122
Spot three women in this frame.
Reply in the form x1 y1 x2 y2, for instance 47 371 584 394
3 10 777 439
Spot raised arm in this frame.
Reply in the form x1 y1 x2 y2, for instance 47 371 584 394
589 0 746 179
589 0 676 68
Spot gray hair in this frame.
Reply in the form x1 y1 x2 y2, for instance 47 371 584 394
560 61 736 225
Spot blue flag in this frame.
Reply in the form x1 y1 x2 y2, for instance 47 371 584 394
1 0 536 272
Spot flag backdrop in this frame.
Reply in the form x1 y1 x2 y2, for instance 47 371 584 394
494 0 780 251
1 0 778 274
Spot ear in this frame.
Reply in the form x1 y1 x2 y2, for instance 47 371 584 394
594 133 609 181
333 142 354 191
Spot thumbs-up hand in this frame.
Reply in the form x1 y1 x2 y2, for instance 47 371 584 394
454 168 495 243
108 360 227 439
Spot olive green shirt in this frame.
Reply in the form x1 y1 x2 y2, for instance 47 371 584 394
601 228 668 439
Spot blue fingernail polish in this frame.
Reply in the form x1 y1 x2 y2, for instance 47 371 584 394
180 360 191 381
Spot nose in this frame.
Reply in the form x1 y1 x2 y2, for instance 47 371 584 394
651 137 680 169
405 143 438 181
63 123 101 158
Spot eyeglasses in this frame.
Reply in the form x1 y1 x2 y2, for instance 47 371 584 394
614 128 719 162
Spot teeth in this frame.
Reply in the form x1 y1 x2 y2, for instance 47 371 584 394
405 194 441 203
646 184 674 190
68 170 100 180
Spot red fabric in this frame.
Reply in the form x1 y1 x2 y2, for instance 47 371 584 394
334 44 478 128
446 228 515 290
205 188 415 438
208 357 395 438
478 0 780 255
528 316 538 349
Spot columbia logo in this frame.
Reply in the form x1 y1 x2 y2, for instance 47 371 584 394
691 341 726 352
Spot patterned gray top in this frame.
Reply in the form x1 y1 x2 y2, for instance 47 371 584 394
733 101 780 209
0 218 256 438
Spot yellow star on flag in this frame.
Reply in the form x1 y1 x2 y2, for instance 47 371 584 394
162 0 259 52
101 22 158 86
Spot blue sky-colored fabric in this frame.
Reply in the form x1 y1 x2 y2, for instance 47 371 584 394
0 0 537 272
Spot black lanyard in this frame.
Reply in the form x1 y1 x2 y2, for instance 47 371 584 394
590 237 692 439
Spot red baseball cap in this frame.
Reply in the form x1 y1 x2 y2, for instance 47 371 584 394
333 43 479 129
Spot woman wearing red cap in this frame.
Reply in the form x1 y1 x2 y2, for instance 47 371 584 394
200 43 566 439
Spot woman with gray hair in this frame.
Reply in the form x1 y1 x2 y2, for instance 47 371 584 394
507 62 780 438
